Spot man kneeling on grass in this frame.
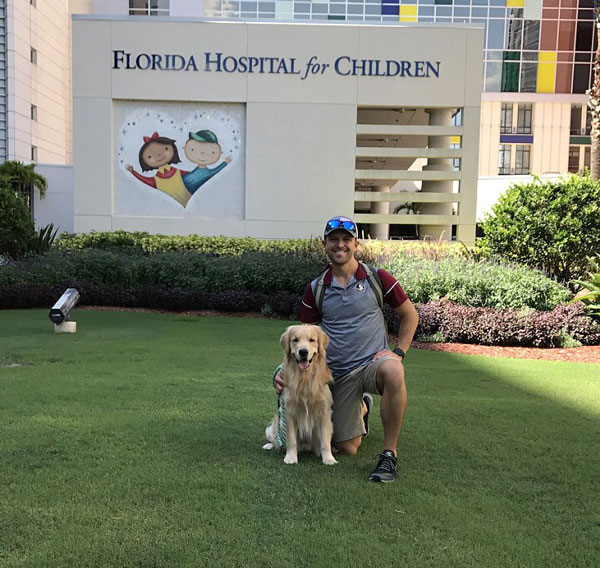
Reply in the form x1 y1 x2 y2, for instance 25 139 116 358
274 216 419 482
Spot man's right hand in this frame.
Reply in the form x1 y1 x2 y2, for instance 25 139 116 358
274 370 284 394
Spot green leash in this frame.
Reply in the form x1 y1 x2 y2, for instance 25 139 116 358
272 364 286 447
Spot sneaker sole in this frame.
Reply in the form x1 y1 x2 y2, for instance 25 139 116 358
369 475 395 483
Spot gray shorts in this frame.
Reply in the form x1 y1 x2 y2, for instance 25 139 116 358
330 356 393 443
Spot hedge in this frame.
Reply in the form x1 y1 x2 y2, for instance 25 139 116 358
385 302 600 347
0 249 326 296
1 248 570 312
3 244 597 346
56 230 471 261
56 231 330 258
383 255 570 311
0 281 301 317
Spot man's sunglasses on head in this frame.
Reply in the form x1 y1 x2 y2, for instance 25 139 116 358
326 219 356 232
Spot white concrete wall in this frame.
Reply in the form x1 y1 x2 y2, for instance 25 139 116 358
33 164 74 233
531 102 570 175
478 101 501 177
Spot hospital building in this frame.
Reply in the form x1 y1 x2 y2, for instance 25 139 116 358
0 0 595 244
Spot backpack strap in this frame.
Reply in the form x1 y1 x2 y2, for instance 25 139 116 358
314 267 330 319
359 261 384 311
314 262 385 318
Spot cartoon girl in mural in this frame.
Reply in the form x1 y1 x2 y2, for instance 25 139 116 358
182 130 232 194
126 132 192 207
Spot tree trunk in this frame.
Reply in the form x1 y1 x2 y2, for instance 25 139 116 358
590 22 600 179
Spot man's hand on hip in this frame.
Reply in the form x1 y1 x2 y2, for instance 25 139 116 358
372 349 403 362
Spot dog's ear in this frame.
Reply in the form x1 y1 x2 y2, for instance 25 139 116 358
317 327 329 358
280 327 292 356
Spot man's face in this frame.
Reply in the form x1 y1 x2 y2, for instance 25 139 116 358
323 230 358 265
184 139 222 166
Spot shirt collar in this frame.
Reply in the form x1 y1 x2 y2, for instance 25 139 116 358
323 262 367 285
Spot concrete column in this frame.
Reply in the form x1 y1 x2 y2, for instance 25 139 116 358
370 185 390 240
420 108 455 241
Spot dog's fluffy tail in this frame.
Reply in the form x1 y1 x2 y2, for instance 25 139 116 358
262 421 280 451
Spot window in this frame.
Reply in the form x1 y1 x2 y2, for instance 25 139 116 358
570 104 591 135
520 63 537 93
31 104 37 121
451 108 463 126
500 103 513 134
129 0 170 16
585 146 591 170
498 144 511 174
570 105 582 135
499 143 531 175
514 145 530 174
31 145 38 162
516 104 532 134
30 47 37 65
500 103 532 134
30 0 36 6
568 145 591 174
568 146 580 173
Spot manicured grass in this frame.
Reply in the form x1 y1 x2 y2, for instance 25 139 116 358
1 309 599 567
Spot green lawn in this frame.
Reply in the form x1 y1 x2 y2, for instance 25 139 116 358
1 309 599 568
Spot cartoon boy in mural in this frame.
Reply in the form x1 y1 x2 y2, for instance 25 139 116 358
182 130 232 194
126 132 192 207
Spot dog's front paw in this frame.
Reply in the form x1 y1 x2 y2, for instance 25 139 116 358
262 442 274 450
284 452 298 465
322 455 338 465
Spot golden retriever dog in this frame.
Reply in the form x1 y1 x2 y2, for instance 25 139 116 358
262 325 337 465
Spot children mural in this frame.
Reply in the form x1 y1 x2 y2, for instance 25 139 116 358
116 102 244 219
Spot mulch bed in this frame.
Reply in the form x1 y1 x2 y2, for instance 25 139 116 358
412 341 600 364
80 306 600 364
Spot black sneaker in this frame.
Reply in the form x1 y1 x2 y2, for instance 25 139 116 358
369 450 398 483
362 394 373 437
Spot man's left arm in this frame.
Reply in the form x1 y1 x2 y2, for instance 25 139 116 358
372 269 419 362
392 298 419 357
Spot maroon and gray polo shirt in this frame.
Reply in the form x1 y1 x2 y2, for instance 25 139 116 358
300 263 408 380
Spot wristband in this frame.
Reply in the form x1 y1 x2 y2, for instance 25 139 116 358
393 347 406 359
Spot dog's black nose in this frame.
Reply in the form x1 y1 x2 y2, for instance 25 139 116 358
299 348 309 358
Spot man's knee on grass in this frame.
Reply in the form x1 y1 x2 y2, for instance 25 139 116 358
376 358 406 395
335 437 362 455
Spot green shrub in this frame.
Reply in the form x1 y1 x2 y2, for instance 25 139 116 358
2 247 570 312
383 255 570 311
57 231 328 259
0 249 326 295
570 256 600 318
27 223 59 256
0 183 36 259
479 174 600 283
0 160 47 197
386 301 600 347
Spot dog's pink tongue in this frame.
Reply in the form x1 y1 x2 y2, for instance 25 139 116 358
299 360 309 371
